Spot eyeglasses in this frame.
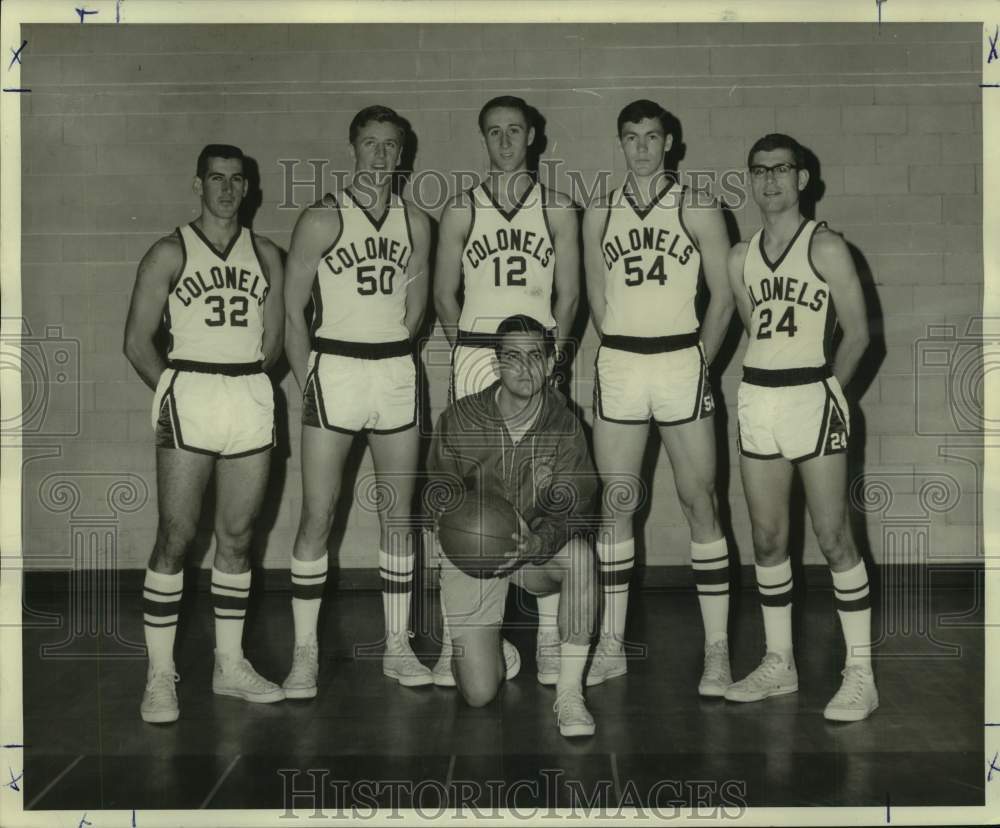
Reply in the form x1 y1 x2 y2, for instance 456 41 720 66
749 163 798 179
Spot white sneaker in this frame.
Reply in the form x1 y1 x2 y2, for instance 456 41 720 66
536 632 561 686
432 638 520 686
824 665 879 722
140 668 179 724
383 632 433 687
553 689 596 738
724 651 798 703
586 637 627 687
213 651 285 703
698 640 733 698
282 640 319 699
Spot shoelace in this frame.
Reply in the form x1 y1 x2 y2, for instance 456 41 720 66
703 644 729 677
743 653 784 686
553 690 587 719
230 658 273 690
837 667 870 702
147 671 179 701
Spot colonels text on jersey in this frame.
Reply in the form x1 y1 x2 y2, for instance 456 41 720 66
167 223 268 363
312 188 413 343
459 181 556 333
742 219 836 371
600 183 701 338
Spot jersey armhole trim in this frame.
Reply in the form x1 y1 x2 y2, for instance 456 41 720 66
317 194 345 261
807 220 829 284
599 192 614 246
249 231 269 288
402 200 415 264
171 227 187 290
677 186 701 253
540 185 555 250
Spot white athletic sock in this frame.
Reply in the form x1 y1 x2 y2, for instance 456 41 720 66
142 568 183 673
691 537 730 645
211 567 251 657
831 559 872 669
290 554 327 646
380 547 414 637
536 593 560 644
755 559 794 660
598 536 634 645
556 642 590 695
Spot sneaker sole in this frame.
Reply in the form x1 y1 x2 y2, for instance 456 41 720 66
283 686 318 700
698 678 731 698
586 665 627 687
432 672 457 688
537 671 559 686
559 723 596 738
213 686 285 703
141 709 179 724
383 669 434 687
724 683 798 703
824 700 879 722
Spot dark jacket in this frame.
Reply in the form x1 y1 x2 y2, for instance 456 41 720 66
427 382 599 565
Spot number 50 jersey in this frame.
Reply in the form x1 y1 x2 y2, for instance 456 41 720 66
742 219 836 371
167 223 269 364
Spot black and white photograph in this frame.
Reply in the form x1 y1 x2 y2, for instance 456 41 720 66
1 1 996 825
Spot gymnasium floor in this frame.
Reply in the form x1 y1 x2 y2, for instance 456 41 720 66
20 575 984 813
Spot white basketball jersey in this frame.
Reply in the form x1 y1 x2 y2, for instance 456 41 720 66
167 223 268 363
742 219 835 371
459 181 556 334
313 189 413 343
600 183 701 337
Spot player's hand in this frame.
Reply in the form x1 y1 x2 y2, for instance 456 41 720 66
492 512 541 578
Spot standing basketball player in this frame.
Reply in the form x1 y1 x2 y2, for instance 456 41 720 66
430 315 599 736
582 100 735 694
433 95 580 685
725 134 877 721
124 144 286 723
281 106 433 697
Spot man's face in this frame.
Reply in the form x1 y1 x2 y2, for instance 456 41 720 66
351 120 404 182
496 331 552 401
748 148 808 214
194 157 246 220
620 117 671 178
481 107 535 173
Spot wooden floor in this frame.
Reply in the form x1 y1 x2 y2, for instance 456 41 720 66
21 576 984 812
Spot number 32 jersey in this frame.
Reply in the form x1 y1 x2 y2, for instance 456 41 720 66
313 189 413 343
459 182 556 334
742 219 836 371
600 183 701 337
167 223 269 363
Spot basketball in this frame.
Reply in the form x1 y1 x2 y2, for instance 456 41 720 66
437 493 520 578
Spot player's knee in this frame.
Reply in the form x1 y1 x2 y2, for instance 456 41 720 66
298 498 339 542
678 486 717 530
154 517 197 563
456 667 501 708
815 523 854 564
751 525 785 560
215 520 255 556
601 478 643 525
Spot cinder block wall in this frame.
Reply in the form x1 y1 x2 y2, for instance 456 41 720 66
20 23 983 570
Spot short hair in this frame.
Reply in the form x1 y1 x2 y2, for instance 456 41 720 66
478 95 534 135
494 314 556 358
196 144 244 179
617 99 674 138
747 133 806 169
348 105 410 145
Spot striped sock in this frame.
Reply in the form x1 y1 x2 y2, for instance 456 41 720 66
211 567 251 657
832 559 872 669
380 547 414 636
142 568 183 672
755 559 794 659
691 537 730 645
598 537 634 644
291 554 327 646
